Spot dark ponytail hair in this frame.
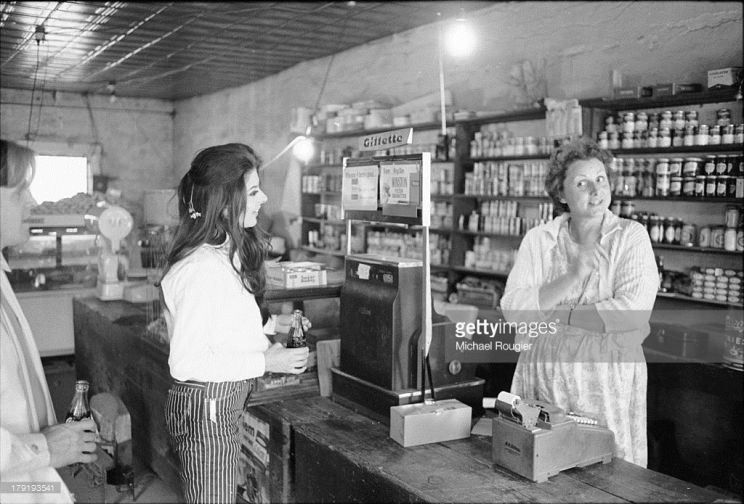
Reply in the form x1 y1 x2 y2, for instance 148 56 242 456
159 143 271 323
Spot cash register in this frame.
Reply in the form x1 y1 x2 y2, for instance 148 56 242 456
331 253 484 421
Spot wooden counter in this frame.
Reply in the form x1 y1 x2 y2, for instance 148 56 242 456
252 396 728 503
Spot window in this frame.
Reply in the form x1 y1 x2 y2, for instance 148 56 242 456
30 155 89 204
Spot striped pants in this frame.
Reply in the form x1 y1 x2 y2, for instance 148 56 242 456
165 379 252 504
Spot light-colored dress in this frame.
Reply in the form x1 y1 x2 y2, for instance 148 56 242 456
501 209 659 467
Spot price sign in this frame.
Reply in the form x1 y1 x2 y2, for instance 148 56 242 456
342 164 379 211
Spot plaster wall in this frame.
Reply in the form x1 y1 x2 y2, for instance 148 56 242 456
174 1 742 218
0 88 175 223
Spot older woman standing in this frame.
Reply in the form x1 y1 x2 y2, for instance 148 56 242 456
500 137 658 467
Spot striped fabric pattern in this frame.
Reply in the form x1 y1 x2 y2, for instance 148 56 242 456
165 380 252 503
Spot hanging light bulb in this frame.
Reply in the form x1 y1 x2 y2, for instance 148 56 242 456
107 81 117 104
291 136 315 164
443 17 476 59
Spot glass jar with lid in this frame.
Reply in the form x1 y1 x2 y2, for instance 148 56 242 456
673 110 686 130
622 112 635 133
696 124 709 146
659 111 673 130
672 128 685 147
659 128 672 148
710 125 721 145
683 126 696 146
722 124 735 145
634 112 648 132
647 128 659 148
684 110 699 128
717 109 731 127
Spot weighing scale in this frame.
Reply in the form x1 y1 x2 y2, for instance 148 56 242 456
95 206 133 300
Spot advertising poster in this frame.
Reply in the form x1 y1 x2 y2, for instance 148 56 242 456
342 163 379 211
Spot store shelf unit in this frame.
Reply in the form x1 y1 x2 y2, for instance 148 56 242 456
581 88 743 308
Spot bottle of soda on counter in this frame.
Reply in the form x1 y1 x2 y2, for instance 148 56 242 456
66 380 92 422
286 309 307 348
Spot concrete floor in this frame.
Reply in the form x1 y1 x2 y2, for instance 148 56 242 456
58 460 182 504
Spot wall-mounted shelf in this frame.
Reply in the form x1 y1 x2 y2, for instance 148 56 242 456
454 194 549 201
611 195 743 203
579 88 740 110
464 153 551 163
656 291 742 308
608 144 743 156
652 243 742 255
302 217 346 226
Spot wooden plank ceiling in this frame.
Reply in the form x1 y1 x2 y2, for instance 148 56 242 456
0 1 492 101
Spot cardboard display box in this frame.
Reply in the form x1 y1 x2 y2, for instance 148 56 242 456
390 399 471 447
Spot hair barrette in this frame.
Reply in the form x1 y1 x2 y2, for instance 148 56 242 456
188 184 201 219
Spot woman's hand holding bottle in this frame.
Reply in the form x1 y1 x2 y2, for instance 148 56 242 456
264 342 309 374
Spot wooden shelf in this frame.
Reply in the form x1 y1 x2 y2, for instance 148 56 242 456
612 195 743 203
464 153 550 163
300 246 346 258
609 144 743 155
302 217 345 226
301 191 341 197
656 291 742 308
455 229 524 239
452 266 509 278
456 107 547 126
579 87 740 110
652 243 741 255
454 194 549 201
312 120 449 139
304 163 343 169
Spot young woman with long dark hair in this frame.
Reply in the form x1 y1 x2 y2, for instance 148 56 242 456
159 143 308 503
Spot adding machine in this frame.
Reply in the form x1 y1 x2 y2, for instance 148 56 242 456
331 254 484 421
490 391 615 482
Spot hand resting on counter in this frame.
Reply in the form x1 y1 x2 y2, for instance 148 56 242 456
264 342 309 374
42 418 99 468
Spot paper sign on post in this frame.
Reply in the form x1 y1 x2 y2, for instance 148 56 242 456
342 164 379 211
379 163 420 206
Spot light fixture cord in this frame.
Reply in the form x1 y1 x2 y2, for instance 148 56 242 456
25 41 41 145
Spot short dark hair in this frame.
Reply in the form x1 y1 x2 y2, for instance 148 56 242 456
545 137 614 213
1 139 36 189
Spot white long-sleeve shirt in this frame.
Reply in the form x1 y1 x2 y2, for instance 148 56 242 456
161 241 270 382
1 256 75 504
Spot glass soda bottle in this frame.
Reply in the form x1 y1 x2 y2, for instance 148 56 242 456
286 309 307 348
66 380 92 422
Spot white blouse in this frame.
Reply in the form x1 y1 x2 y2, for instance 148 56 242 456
161 241 270 382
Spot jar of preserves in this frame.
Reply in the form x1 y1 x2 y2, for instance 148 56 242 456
706 175 717 197
605 115 618 133
670 176 683 196
699 226 711 247
716 155 728 175
710 125 721 145
598 131 609 149
695 175 706 197
663 218 676 244
621 132 634 149
683 126 696 146
647 128 659 148
673 110 686 130
680 223 697 247
717 175 729 197
669 158 682 177
635 112 648 132
683 157 701 177
659 128 672 148
660 111 673 130
704 155 716 175
622 112 635 133
672 128 685 147
649 216 662 242
682 176 696 196
696 124 709 146
717 108 731 127
711 226 725 249
722 124 735 145
685 110 699 128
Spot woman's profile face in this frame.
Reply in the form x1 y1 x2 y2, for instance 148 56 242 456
242 169 267 228
0 185 35 248
560 158 611 219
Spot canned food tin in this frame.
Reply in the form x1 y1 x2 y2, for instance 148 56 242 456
705 175 717 197
682 176 696 196
711 226 725 249
680 223 697 246
670 176 683 196
717 176 729 197
656 158 670 174
682 158 701 177
724 228 737 251
695 175 706 197
725 206 740 228
669 158 683 176
704 155 717 174
699 226 711 247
